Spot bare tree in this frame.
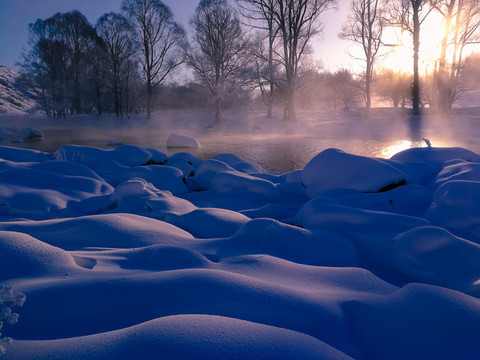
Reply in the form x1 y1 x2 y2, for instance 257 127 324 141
63 11 101 115
21 18 69 116
433 0 480 112
339 0 385 117
188 0 253 126
122 0 185 119
21 11 100 116
97 12 137 117
432 0 456 113
325 68 362 109
237 0 279 118
272 0 336 121
389 0 438 115
375 68 412 107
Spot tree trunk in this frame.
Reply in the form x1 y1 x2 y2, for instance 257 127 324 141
412 6 421 116
267 79 273 118
267 33 274 119
114 78 121 117
74 78 81 114
437 0 456 116
267 100 273 119
146 78 152 120
365 57 372 118
214 95 223 126
284 85 297 122
96 86 103 116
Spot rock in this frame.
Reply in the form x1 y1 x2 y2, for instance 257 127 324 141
166 134 200 148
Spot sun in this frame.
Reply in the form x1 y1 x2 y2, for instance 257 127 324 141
381 28 414 73
379 12 447 75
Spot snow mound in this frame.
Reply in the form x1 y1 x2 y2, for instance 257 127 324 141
0 214 194 250
213 153 263 173
112 144 154 166
166 134 200 148
0 146 50 162
165 207 250 238
119 245 211 271
391 226 480 296
54 145 189 194
110 178 196 216
192 159 235 190
0 158 114 220
0 231 80 280
338 184 433 216
302 148 407 197
220 218 358 266
7 315 352 360
295 196 429 233
391 146 480 165
211 170 280 199
2 143 480 359
425 180 480 241
435 161 480 187
346 283 480 360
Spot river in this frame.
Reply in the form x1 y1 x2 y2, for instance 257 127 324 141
1 108 479 173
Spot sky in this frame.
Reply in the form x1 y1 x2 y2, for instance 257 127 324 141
0 0 350 72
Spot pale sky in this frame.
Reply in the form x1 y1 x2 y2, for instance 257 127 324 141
0 0 350 72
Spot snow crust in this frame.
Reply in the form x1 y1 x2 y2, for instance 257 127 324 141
1 144 480 359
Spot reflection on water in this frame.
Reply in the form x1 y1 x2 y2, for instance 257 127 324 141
196 136 427 172
380 140 421 159
0 131 459 173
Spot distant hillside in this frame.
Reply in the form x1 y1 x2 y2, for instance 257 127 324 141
0 66 37 114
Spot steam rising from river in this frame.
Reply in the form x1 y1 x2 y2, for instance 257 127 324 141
0 105 479 172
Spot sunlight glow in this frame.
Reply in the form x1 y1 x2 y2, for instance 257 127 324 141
380 140 420 158
382 28 413 73
380 12 450 75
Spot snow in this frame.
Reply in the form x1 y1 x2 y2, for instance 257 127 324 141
166 133 201 148
1 116 480 359
302 148 407 196
0 66 36 115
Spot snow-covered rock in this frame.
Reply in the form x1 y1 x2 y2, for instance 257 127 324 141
166 133 200 148
295 196 430 233
20 128 43 140
391 146 480 166
390 226 480 296
302 148 407 197
213 153 263 174
210 170 280 199
192 159 235 190
425 180 480 241
165 207 250 238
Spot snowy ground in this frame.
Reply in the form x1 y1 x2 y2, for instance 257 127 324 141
1 108 480 359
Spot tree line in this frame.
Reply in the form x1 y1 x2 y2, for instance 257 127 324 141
18 0 480 123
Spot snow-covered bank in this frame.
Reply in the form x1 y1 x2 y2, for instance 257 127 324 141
1 142 480 359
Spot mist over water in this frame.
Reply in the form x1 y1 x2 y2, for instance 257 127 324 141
1 106 479 172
